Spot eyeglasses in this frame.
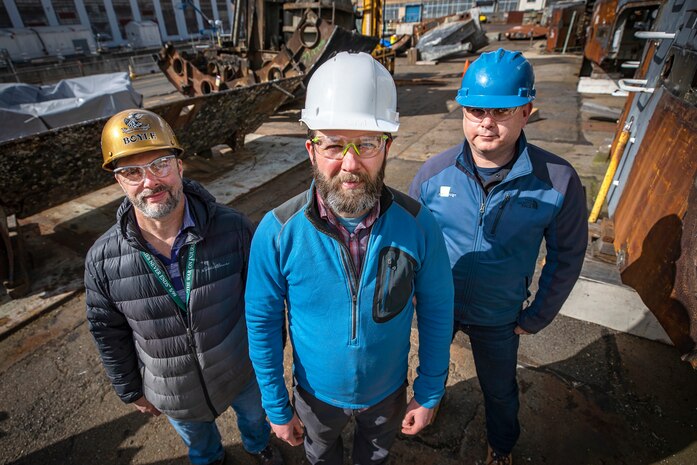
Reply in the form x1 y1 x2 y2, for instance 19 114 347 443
463 106 520 122
114 155 177 185
310 135 389 160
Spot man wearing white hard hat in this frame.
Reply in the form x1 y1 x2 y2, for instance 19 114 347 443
245 52 454 465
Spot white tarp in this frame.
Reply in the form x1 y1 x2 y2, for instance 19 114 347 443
0 72 142 143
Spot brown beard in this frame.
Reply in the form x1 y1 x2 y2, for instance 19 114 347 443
313 156 386 216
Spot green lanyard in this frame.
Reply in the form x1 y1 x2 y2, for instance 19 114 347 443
140 243 196 313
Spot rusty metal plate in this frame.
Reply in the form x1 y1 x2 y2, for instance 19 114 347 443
256 14 378 83
157 44 253 96
614 90 697 358
0 76 303 219
158 11 378 98
584 0 661 69
675 178 697 365
505 24 548 40
584 0 618 65
546 3 586 52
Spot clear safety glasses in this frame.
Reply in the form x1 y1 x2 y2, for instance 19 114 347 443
463 106 520 123
114 155 177 185
311 134 389 160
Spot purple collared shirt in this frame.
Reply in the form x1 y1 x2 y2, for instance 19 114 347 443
316 190 380 275
144 198 195 301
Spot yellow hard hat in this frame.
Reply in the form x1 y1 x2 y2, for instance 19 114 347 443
101 109 183 171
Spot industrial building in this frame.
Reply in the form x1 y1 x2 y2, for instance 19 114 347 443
1 0 540 52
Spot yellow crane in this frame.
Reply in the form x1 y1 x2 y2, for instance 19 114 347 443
360 0 395 73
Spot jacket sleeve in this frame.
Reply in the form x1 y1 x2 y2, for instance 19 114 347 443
84 257 142 403
412 208 454 408
518 169 588 333
244 213 292 424
408 168 427 202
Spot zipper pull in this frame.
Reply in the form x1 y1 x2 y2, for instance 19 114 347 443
186 328 197 350
500 193 510 208
479 201 485 225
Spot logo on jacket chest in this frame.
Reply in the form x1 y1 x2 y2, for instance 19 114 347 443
199 259 233 273
517 198 538 209
439 186 457 198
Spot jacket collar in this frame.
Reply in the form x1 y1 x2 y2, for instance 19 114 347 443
456 131 533 182
117 178 216 251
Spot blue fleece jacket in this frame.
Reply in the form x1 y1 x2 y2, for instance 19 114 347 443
245 185 454 424
409 133 587 333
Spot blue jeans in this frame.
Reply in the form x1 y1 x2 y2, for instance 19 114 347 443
454 321 520 455
168 377 271 464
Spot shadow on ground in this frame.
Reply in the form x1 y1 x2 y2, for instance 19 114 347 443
393 329 696 465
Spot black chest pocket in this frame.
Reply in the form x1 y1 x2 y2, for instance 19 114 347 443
372 246 417 323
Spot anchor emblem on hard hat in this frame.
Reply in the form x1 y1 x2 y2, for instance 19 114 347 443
122 113 151 134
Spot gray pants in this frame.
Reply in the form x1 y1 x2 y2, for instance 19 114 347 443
293 383 407 465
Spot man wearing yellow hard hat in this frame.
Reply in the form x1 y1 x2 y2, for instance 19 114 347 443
85 109 284 465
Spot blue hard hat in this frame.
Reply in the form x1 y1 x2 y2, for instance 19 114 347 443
456 48 536 108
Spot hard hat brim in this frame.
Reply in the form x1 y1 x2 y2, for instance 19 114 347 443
300 114 399 133
102 146 184 171
455 94 535 109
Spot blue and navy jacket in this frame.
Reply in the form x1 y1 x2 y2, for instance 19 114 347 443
245 184 454 424
409 133 587 333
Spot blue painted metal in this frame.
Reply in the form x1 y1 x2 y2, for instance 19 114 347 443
404 4 422 23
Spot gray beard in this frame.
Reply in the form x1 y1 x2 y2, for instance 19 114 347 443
313 158 385 216
130 184 182 219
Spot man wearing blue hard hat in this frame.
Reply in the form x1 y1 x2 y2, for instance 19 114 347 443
409 48 587 464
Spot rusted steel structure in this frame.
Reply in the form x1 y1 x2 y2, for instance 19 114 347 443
546 1 587 52
581 0 663 76
0 76 302 220
504 24 548 40
158 4 377 97
600 0 697 366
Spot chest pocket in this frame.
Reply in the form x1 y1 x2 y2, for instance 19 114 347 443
483 194 551 248
372 246 417 323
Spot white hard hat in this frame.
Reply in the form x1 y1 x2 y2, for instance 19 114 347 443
300 51 399 132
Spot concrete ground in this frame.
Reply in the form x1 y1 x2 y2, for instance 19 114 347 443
1 39 696 465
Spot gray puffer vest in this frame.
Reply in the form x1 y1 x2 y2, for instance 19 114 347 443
85 179 255 421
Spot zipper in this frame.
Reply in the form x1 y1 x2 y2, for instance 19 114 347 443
478 201 485 226
134 229 219 416
187 326 219 417
465 172 487 314
157 243 218 418
151 253 189 329
351 294 358 340
490 194 511 236
338 245 360 342
381 257 394 313
182 244 219 418
307 212 365 344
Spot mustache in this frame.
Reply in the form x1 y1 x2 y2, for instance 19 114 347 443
336 172 368 184
139 185 170 198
